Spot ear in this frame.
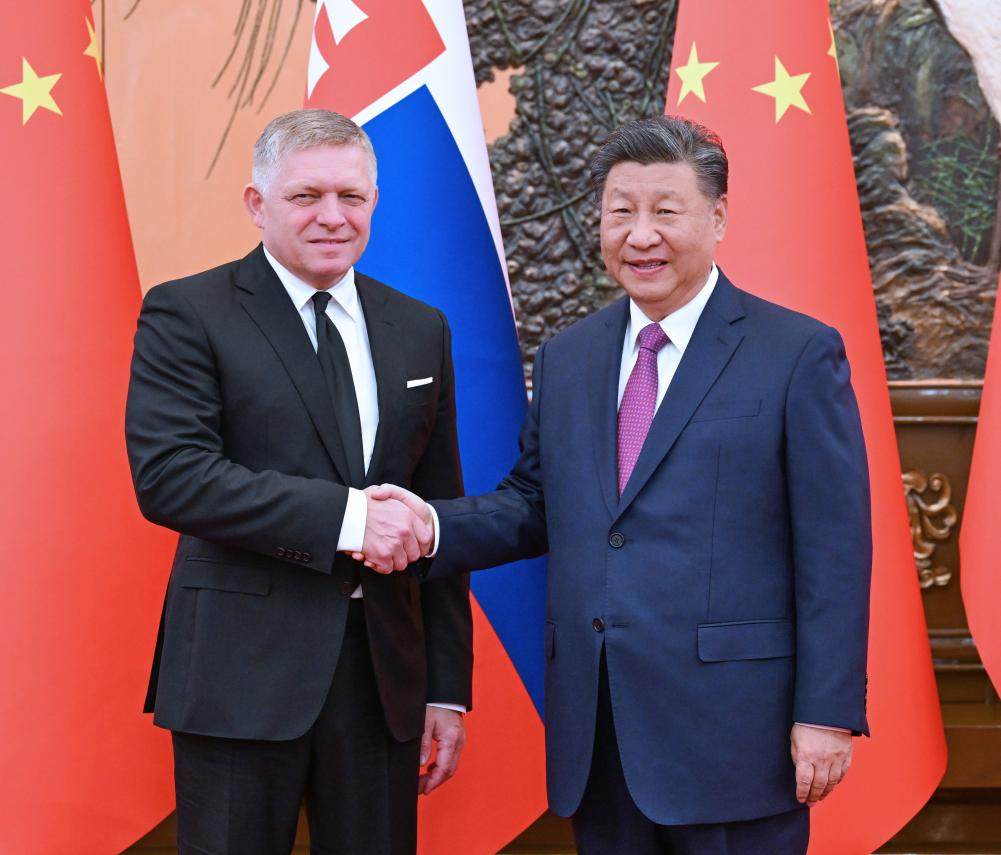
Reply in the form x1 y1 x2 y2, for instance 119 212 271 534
370 184 379 213
243 184 265 229
712 194 728 241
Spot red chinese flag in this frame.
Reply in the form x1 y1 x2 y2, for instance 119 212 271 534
0 2 175 851
961 276 1001 693
665 1 945 851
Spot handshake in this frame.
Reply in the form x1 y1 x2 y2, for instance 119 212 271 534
346 484 435 573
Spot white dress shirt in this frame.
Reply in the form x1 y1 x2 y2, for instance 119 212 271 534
264 248 464 713
617 265 718 410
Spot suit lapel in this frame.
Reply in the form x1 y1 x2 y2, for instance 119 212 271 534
588 297 630 518
356 274 406 487
235 245 353 485
615 273 747 518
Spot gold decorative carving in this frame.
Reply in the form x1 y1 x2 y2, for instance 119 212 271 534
902 470 958 588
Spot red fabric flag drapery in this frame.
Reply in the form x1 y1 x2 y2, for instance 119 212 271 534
0 2 175 851
961 275 1001 694
665 2 946 851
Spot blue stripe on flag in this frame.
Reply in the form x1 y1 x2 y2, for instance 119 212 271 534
360 86 547 714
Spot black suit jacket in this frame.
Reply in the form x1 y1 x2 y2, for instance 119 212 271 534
126 244 472 742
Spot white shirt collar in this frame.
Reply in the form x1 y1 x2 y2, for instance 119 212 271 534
626 264 718 357
262 244 360 322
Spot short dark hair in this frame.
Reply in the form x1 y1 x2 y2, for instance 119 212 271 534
589 115 728 202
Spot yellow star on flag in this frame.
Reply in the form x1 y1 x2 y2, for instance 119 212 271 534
1 58 62 125
751 56 811 123
85 16 103 80
674 42 719 106
827 21 839 74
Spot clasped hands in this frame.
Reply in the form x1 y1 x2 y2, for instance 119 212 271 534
347 484 433 572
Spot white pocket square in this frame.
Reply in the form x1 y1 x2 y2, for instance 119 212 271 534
406 377 433 388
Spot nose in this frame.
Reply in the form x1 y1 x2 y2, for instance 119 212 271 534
314 195 347 229
626 213 661 250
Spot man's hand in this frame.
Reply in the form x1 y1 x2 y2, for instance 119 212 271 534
360 493 432 573
419 707 466 796
351 485 434 571
367 484 432 528
790 723 852 805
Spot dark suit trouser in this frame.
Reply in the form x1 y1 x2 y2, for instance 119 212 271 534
572 649 809 855
172 601 421 855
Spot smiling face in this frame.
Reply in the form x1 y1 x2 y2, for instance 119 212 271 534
599 159 727 321
243 143 377 288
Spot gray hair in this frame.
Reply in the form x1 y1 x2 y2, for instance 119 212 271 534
589 115 728 202
252 108 377 193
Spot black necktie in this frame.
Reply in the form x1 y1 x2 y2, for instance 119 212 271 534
311 291 366 489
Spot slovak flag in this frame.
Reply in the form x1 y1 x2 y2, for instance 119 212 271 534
306 1 548 852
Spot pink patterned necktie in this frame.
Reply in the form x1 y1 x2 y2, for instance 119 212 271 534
617 322 670 495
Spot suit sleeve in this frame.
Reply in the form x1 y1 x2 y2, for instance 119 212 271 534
124 283 349 574
424 340 549 580
409 312 472 708
785 325 872 735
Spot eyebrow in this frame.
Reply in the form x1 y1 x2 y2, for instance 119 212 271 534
283 181 368 196
606 189 685 203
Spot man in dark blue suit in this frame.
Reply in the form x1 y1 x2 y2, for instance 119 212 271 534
360 116 871 853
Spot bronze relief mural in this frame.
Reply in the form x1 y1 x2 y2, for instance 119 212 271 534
835 0 999 379
464 0 1000 382
465 0 678 379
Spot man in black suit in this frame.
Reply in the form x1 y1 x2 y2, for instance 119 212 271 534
125 109 472 855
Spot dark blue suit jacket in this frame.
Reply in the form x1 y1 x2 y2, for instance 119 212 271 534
428 271 871 824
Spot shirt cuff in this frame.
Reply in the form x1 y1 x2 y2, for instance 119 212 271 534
426 503 440 557
428 702 466 714
336 488 367 553
796 722 851 734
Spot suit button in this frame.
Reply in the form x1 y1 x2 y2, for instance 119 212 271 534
276 547 287 558
341 581 356 595
608 532 625 549
592 618 605 633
